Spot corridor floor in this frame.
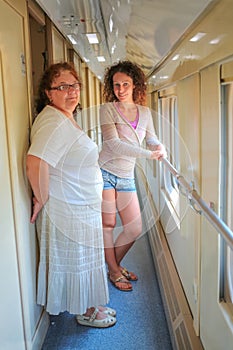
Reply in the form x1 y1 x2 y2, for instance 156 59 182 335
41 233 172 350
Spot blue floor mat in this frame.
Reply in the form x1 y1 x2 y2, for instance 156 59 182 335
42 234 172 350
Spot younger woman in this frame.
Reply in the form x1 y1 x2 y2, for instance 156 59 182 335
99 60 167 291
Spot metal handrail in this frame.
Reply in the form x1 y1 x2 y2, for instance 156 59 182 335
161 158 233 249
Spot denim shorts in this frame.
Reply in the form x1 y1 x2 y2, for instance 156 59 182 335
101 169 136 192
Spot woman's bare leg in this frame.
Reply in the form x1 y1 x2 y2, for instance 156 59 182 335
114 191 142 265
102 189 132 290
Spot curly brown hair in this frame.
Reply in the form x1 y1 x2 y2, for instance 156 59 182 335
36 62 81 114
103 60 147 106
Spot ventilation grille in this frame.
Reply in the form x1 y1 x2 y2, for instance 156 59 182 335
175 321 193 350
159 253 180 322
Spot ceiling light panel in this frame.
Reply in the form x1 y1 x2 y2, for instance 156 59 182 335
86 33 99 44
189 32 206 42
97 56 106 62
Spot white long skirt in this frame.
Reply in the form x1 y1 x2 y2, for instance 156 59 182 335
36 197 109 315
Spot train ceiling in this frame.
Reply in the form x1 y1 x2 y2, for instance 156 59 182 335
35 0 215 80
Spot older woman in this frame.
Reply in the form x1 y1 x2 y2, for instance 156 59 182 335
26 62 116 328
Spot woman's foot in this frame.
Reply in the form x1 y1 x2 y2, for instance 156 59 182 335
97 305 116 317
76 307 116 328
108 272 133 291
120 266 138 281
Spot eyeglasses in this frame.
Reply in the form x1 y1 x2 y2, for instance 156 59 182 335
50 83 81 91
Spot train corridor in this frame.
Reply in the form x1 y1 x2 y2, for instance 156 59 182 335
41 233 172 350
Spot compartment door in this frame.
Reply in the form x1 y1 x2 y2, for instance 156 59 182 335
0 53 25 350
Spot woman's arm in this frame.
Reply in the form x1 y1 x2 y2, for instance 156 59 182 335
26 155 49 223
101 124 152 158
145 109 167 159
100 105 152 158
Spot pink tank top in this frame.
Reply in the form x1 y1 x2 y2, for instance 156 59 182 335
114 102 139 129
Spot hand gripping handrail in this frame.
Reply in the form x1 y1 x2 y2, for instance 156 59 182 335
161 158 233 249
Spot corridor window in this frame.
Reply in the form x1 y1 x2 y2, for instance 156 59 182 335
158 88 180 215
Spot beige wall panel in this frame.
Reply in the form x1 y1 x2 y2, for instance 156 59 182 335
177 73 201 334
52 28 66 62
94 77 102 148
73 53 81 75
0 1 49 349
221 60 233 82
200 63 233 349
0 52 25 350
63 41 68 61
80 63 88 110
86 70 96 140
160 74 201 335
80 65 98 137
28 0 45 25
80 64 89 133
87 69 95 109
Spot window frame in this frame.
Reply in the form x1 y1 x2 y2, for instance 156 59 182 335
158 88 180 218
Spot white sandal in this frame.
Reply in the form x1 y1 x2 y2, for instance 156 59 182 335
76 308 116 328
99 306 116 317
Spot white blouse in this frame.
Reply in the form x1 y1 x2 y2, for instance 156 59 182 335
28 105 103 205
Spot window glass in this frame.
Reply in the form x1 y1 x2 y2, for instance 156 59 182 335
159 93 180 216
